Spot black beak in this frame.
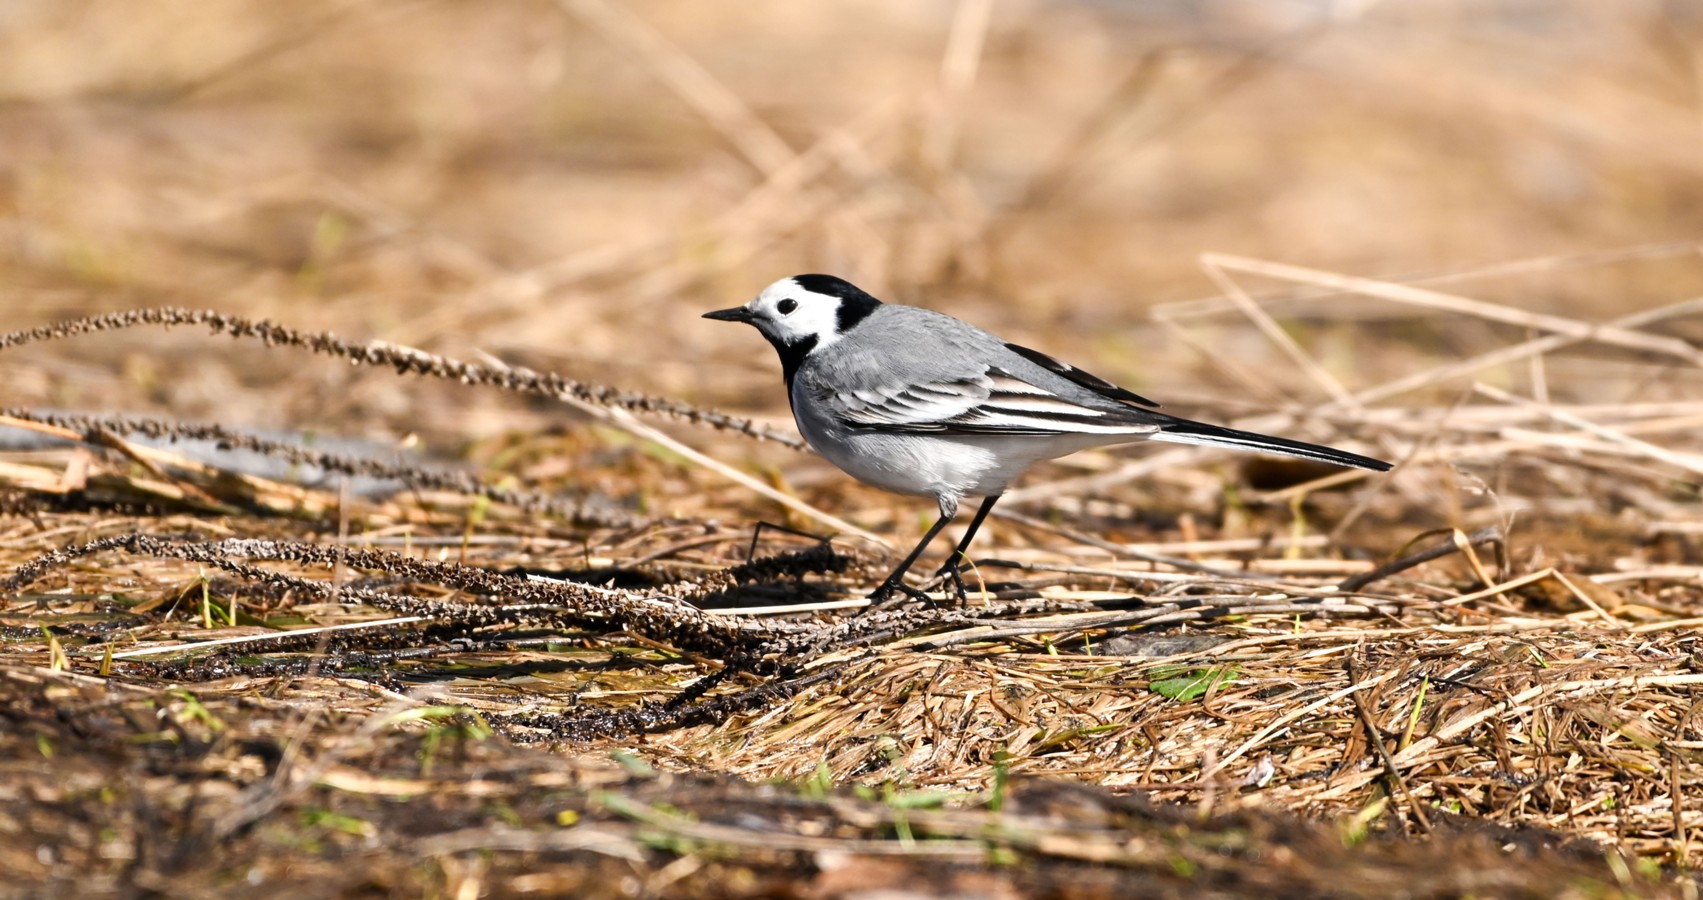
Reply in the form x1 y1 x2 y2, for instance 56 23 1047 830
703 306 755 323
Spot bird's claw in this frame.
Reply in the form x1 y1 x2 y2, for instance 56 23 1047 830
864 559 983 611
933 562 970 603
866 579 937 610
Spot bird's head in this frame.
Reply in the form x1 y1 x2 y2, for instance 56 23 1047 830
704 274 882 354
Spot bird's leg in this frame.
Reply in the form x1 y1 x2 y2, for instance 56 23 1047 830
933 494 1000 600
868 498 957 602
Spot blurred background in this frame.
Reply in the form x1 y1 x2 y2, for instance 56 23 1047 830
3 0 1703 471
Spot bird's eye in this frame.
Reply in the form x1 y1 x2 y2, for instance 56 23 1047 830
777 298 798 315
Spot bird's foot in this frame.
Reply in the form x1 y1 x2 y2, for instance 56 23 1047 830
864 579 935 611
931 561 970 605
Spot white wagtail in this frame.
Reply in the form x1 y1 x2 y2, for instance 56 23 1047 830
706 274 1392 601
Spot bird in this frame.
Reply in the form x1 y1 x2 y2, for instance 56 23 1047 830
705 274 1392 602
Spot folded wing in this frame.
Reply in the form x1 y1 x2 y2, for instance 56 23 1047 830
826 366 1157 436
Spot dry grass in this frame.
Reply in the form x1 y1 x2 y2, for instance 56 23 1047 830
6 1 1703 896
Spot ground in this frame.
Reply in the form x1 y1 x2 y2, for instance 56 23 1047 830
5 2 1703 897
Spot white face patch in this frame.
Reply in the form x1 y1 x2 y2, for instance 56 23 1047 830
741 278 850 349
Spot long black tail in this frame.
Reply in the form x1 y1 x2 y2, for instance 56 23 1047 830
1150 418 1391 472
